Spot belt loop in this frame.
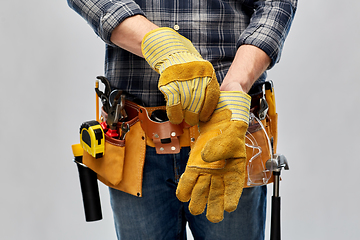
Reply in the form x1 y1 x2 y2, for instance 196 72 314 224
138 105 184 154
189 125 199 149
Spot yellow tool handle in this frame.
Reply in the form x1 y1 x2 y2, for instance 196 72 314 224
265 87 276 116
95 80 100 122
72 143 83 157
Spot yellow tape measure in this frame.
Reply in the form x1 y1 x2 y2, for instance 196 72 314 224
80 120 105 159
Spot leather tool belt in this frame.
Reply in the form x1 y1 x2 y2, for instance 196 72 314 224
82 81 278 196
82 100 199 197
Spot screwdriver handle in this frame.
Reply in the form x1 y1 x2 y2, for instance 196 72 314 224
100 121 108 131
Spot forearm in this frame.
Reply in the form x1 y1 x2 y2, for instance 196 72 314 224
110 15 158 57
67 0 145 46
237 0 297 69
223 0 298 93
220 44 271 93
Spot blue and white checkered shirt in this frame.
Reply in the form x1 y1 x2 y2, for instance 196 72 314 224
68 0 297 107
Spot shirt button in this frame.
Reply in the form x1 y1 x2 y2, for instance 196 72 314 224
174 24 180 31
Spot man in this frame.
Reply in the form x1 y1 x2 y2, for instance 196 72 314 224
68 0 297 239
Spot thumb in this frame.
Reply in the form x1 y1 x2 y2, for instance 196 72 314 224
201 121 247 162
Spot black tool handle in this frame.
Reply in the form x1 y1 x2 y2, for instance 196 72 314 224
270 195 281 240
75 156 102 222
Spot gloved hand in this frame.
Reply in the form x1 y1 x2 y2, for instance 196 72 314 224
176 91 251 223
141 27 220 126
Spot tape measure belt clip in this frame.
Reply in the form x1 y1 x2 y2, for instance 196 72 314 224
80 120 105 159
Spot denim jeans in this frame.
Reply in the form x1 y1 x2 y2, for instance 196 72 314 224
109 146 267 240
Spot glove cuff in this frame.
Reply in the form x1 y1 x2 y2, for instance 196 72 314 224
214 91 251 124
141 27 202 72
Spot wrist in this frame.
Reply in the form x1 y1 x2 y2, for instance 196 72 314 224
220 81 246 92
214 91 251 123
221 44 271 93
110 15 158 57
220 65 255 93
220 65 254 93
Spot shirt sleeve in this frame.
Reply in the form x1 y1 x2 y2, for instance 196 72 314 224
238 0 298 69
67 0 145 46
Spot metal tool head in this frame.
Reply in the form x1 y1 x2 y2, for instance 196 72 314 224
109 90 128 121
109 90 122 106
119 95 127 120
258 97 269 121
95 76 112 113
120 122 130 140
96 76 111 97
100 95 110 113
107 103 121 128
265 154 289 172
107 90 123 125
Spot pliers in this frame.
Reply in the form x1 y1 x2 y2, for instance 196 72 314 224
95 76 112 114
95 76 129 139
105 90 123 138
95 76 113 131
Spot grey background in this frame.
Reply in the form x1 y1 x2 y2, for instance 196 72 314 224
1 1 359 239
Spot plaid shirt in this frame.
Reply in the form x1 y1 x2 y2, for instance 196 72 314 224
68 0 297 107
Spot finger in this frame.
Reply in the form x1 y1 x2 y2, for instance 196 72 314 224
160 83 184 124
206 175 224 223
201 134 238 163
188 175 211 215
159 82 180 107
176 170 199 202
182 77 207 126
166 103 184 124
183 110 199 126
187 77 207 114
224 171 244 213
177 80 192 110
202 122 245 162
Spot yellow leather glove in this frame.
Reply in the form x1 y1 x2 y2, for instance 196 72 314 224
141 27 220 126
176 91 251 223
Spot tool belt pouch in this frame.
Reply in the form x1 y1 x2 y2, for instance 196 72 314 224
83 135 125 186
245 81 278 187
245 116 274 187
82 104 146 197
